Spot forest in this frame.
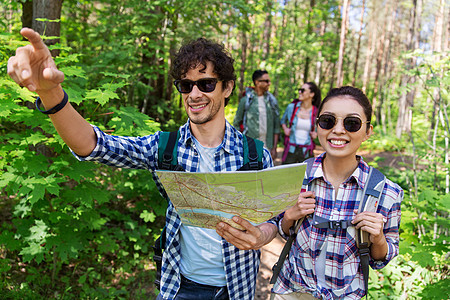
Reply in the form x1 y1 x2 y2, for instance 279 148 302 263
0 0 448 299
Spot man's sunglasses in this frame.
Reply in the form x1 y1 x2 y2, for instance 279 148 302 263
317 114 370 132
258 79 270 83
173 78 219 94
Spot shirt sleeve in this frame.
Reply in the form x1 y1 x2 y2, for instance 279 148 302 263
370 183 403 269
72 125 159 171
273 98 281 135
233 96 246 128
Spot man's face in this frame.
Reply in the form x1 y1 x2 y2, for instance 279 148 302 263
254 73 271 94
181 61 232 125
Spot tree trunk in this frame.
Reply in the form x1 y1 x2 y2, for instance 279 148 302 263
262 1 273 61
379 1 398 134
315 19 327 85
21 0 33 29
239 30 248 97
362 22 376 93
273 1 288 98
351 0 365 86
372 3 390 124
396 0 418 138
336 0 351 87
430 0 445 134
31 0 63 56
303 0 316 82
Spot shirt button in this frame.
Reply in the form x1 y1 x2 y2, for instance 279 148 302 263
343 184 347 188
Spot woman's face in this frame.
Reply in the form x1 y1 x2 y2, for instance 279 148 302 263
299 83 313 102
317 96 373 160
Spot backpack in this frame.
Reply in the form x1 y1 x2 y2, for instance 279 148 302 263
152 130 265 290
281 100 318 162
270 157 386 298
240 87 279 133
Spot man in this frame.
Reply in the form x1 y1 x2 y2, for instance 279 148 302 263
233 70 281 158
8 28 278 300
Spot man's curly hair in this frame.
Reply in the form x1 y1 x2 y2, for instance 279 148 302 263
170 38 236 106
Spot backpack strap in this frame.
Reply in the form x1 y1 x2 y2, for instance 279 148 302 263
289 101 301 128
241 88 255 134
357 167 386 296
152 226 165 290
270 157 315 285
240 135 264 171
158 130 184 171
310 105 318 131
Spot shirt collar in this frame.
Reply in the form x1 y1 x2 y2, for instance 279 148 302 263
307 153 370 189
181 119 234 154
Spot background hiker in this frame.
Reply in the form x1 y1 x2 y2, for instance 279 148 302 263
233 70 281 159
281 82 321 164
8 28 279 300
272 86 403 299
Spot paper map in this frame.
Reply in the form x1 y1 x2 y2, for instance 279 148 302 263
156 162 306 229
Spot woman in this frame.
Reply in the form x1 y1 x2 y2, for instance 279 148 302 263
281 82 321 164
273 86 403 299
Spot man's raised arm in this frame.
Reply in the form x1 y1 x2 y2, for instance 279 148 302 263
7 28 96 157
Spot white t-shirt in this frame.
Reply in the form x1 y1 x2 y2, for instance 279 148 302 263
294 117 311 145
178 136 226 286
258 95 267 146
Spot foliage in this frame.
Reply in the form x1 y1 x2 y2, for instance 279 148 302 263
0 28 164 298
1 0 449 298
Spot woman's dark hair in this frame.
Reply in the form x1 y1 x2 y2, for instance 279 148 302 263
170 38 236 106
305 82 321 108
318 86 373 130
252 70 268 84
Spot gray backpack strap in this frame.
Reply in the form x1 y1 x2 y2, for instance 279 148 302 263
270 157 315 286
357 167 385 297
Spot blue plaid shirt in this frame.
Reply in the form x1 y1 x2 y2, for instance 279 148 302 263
74 120 275 300
273 154 403 299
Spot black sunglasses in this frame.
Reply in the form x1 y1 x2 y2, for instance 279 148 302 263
317 114 370 132
298 88 305 93
258 79 270 83
174 78 219 93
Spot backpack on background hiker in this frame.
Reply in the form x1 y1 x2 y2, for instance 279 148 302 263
239 86 279 133
281 100 318 163
152 130 265 290
270 157 386 299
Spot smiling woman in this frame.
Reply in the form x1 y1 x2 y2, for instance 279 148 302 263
272 86 404 300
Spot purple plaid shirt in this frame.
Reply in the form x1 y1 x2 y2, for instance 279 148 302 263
273 154 403 299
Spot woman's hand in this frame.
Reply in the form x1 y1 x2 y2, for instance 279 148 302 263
282 124 291 136
281 191 315 235
352 210 388 260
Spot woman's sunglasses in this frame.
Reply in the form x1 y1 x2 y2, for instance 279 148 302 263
298 88 305 93
174 78 219 94
317 114 370 132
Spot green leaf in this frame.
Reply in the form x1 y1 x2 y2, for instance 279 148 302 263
26 220 48 243
139 210 156 223
85 89 119 105
437 193 450 211
29 184 45 205
20 243 45 263
419 278 450 300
